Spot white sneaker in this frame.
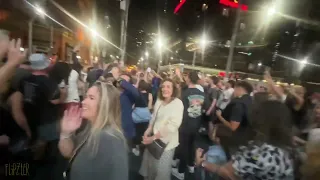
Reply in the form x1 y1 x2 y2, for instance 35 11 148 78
188 166 195 173
172 167 184 180
172 159 179 167
132 148 140 156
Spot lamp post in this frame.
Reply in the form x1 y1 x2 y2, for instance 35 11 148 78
120 0 130 63
192 51 196 67
144 51 149 69
224 0 242 81
28 19 34 54
155 34 165 72
192 34 208 67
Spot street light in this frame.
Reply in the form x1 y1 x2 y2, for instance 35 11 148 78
35 6 45 16
156 34 166 50
258 62 262 66
267 6 276 16
145 51 149 57
157 39 164 49
200 34 208 49
301 58 307 64
155 34 166 72
91 29 98 38
193 34 209 66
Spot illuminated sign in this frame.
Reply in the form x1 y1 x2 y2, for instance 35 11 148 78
174 0 186 14
219 0 248 11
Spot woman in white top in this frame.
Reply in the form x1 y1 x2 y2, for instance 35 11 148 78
66 69 80 101
139 79 184 180
63 65 81 109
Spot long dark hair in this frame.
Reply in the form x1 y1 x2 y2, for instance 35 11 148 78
250 100 293 148
49 62 72 85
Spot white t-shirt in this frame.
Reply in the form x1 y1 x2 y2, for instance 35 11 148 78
65 70 80 103
195 85 204 92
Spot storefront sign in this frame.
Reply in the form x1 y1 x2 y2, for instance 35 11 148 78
219 0 248 11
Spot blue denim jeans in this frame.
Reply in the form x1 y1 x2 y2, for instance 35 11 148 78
200 145 227 180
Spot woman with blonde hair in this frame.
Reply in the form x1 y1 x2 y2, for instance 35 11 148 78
58 82 128 180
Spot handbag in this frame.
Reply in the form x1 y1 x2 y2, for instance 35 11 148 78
132 107 151 123
146 104 167 160
132 93 152 123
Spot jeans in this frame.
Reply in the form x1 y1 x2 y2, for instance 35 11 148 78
200 145 227 180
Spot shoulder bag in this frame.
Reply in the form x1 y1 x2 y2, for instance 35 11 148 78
132 93 151 123
146 103 167 160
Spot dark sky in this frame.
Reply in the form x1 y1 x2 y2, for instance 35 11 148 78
96 0 320 82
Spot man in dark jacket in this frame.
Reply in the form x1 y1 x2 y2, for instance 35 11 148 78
109 65 139 142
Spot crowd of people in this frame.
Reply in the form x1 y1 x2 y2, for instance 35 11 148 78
1 34 320 180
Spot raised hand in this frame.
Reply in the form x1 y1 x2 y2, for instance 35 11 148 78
7 39 27 66
61 106 82 135
0 33 9 59
111 66 120 80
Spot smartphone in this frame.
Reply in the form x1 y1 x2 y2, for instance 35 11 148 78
147 67 151 73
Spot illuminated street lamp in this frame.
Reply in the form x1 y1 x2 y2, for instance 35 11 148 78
143 51 149 69
155 34 166 72
35 6 45 16
157 39 164 49
267 7 276 16
301 58 307 64
258 62 262 66
91 29 98 38
155 34 166 50
200 34 208 49
193 34 209 66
